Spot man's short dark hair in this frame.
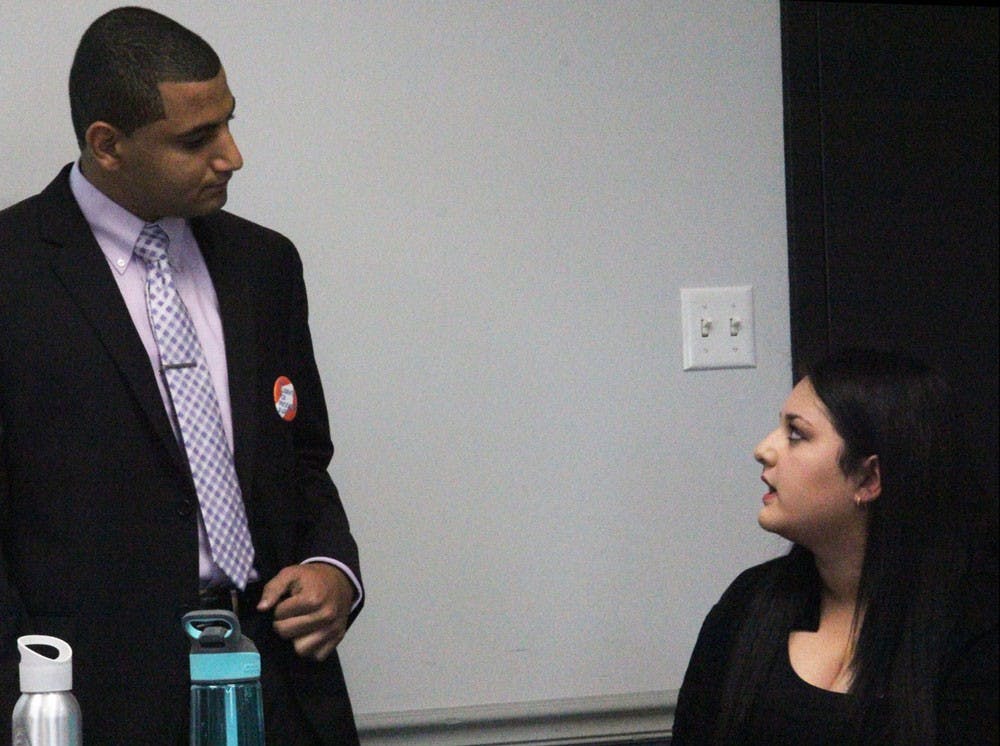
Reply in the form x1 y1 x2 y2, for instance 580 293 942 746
69 6 221 148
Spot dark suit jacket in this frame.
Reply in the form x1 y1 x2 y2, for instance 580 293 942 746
0 165 363 745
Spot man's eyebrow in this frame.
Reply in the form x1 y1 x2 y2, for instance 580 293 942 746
176 97 236 140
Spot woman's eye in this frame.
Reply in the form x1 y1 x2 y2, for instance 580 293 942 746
788 427 804 442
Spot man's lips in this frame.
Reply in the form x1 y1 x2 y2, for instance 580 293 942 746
204 177 230 192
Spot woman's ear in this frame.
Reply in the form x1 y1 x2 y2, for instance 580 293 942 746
854 455 882 505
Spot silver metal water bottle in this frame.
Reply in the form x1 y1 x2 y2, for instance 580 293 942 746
11 635 82 746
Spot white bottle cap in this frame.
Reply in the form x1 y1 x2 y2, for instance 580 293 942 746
17 635 74 693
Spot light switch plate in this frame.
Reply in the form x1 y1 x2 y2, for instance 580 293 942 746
681 286 756 370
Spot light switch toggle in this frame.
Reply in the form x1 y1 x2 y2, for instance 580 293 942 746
681 286 756 370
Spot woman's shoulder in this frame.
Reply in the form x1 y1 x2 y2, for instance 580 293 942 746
692 552 805 639
717 553 798 607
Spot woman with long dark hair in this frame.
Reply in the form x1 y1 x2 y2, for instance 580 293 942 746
672 349 997 744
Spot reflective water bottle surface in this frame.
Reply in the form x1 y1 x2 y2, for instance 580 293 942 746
11 635 82 746
183 609 265 746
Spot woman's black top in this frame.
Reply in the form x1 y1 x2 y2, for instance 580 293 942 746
672 553 998 744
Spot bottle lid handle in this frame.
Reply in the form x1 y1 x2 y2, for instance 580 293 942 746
18 635 74 693
182 609 242 648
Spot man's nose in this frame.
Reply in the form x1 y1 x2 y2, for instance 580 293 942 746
215 128 243 172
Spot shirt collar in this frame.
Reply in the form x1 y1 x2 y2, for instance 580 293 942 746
69 161 192 275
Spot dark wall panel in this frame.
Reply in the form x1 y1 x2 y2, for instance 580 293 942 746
781 3 998 538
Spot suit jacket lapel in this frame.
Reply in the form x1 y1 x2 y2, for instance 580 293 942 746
39 167 187 473
192 216 258 506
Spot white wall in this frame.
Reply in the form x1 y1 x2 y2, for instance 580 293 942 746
0 0 792 719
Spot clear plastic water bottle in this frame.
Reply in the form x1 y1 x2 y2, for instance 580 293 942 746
11 635 82 746
182 609 265 746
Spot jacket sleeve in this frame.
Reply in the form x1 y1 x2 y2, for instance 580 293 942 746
0 419 27 719
198 212 364 622
277 238 364 620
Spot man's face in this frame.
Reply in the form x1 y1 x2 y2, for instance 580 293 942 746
113 68 242 221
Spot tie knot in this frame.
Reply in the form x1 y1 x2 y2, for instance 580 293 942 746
134 223 170 266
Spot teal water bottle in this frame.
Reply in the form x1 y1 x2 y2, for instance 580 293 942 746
182 610 265 746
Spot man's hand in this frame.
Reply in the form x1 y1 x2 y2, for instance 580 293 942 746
256 563 355 661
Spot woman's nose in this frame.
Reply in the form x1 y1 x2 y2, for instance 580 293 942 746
754 429 778 465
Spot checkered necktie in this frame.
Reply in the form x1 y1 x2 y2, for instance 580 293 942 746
134 223 255 589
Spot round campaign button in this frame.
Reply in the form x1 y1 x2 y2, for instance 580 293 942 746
273 376 298 421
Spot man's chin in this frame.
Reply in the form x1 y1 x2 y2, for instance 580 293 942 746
189 192 229 217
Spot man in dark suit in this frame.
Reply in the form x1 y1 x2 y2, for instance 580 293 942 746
0 7 363 744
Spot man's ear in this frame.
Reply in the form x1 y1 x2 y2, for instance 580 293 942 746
84 121 125 171
854 455 882 505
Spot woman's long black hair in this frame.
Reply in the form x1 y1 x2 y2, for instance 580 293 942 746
714 348 966 744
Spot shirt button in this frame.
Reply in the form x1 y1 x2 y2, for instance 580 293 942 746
116 258 127 268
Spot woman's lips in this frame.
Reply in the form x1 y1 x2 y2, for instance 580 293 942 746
761 476 776 504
